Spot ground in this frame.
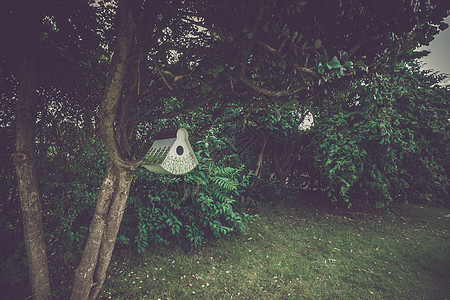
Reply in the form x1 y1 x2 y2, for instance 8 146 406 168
99 197 450 299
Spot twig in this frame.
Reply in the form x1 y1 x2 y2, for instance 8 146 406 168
137 51 142 95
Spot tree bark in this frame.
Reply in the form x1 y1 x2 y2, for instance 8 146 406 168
272 140 298 183
71 161 135 300
254 133 267 178
71 162 117 300
14 55 52 300
71 1 139 298
89 168 134 300
98 0 140 170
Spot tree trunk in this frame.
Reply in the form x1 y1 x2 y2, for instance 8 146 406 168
254 133 267 178
71 162 117 300
89 168 134 299
71 1 139 298
272 140 298 183
71 162 134 300
14 55 52 300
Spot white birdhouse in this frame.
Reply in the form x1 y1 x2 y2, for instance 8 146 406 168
141 128 198 175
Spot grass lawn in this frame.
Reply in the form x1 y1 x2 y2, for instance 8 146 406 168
99 198 450 299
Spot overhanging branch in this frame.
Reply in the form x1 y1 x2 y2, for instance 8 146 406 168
132 92 217 125
239 74 307 98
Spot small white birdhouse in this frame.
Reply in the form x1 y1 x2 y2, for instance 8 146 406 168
141 128 198 175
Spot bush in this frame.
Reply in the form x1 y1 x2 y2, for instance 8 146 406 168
121 144 254 252
311 64 449 208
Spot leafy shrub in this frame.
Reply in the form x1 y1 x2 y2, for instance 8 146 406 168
122 145 254 252
311 64 449 208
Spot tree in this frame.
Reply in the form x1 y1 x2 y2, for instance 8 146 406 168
1 0 448 299
73 2 448 297
1 0 106 298
11 5 52 299
309 61 449 208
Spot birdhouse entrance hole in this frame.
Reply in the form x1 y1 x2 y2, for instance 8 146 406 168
176 146 184 155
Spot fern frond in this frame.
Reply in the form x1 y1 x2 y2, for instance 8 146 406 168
212 176 239 190
214 166 237 177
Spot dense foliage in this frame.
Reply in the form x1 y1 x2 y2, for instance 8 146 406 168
0 0 449 298
125 152 252 252
311 63 449 208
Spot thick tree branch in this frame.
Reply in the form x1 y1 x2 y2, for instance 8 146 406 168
239 74 307 98
254 133 267 178
98 0 141 170
239 4 308 100
89 168 134 300
150 57 174 91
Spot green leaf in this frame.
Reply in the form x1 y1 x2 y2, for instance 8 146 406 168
318 62 325 75
328 56 341 69
353 60 367 68
343 61 353 67
302 40 308 49
291 31 299 43
340 185 348 195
